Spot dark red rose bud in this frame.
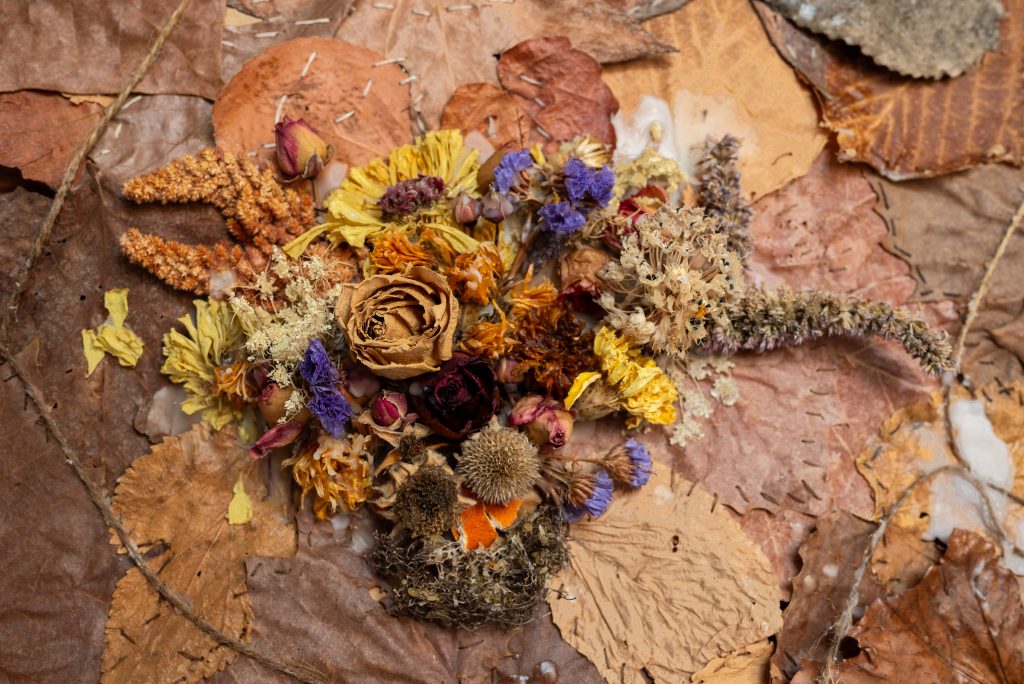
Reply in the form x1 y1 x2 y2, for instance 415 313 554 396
371 390 408 427
413 353 500 439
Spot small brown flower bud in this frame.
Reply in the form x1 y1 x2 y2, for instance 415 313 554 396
452 192 481 225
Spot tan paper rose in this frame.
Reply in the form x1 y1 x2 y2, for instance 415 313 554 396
335 265 459 380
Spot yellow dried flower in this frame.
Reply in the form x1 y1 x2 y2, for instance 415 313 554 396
161 299 247 430
285 130 481 256
565 327 678 428
284 432 373 519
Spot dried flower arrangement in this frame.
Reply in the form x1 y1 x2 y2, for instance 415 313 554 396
123 113 953 628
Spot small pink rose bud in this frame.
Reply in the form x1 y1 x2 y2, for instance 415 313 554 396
495 357 523 384
371 390 408 427
509 395 574 448
453 192 481 225
274 116 334 181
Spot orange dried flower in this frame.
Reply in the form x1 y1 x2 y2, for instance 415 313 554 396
369 230 436 274
212 360 252 402
284 432 373 519
460 306 517 359
447 242 504 306
419 227 458 267
507 267 558 319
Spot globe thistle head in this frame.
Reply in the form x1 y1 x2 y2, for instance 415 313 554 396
458 421 540 504
393 465 461 537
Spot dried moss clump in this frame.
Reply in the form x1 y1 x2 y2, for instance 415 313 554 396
458 422 540 504
371 505 569 628
393 465 460 538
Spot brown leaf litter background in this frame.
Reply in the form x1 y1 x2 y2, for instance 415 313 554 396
3 0 1024 681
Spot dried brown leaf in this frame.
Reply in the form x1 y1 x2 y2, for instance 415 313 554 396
496 37 619 149
765 0 1004 79
548 467 782 682
867 164 1024 385
213 510 602 683
101 424 295 683
755 0 1024 178
869 523 942 596
840 529 1024 682
772 511 885 681
602 0 827 201
441 83 531 151
333 0 675 129
0 188 49 308
0 0 225 99
213 37 411 169
0 92 102 188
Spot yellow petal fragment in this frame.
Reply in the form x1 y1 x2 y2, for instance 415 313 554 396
82 288 145 376
565 372 601 409
227 472 253 525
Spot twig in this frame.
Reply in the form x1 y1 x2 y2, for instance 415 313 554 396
950 192 1024 366
0 0 193 345
1 351 325 684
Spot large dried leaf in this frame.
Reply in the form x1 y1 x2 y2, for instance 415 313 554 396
693 641 773 684
102 424 295 683
0 92 102 188
602 0 827 201
0 359 127 681
213 510 602 683
333 0 675 129
0 187 49 308
212 37 411 168
0 0 225 99
444 37 619 151
548 467 783 682
89 95 213 187
854 382 1024 571
868 164 1024 385
678 152 933 518
755 0 1024 178
764 0 1004 79
736 508 816 600
840 529 1024 682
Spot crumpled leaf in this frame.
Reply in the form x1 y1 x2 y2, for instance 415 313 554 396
0 0 225 99
333 0 676 130
495 37 620 149
868 164 1024 386
101 424 295 683
0 91 103 188
82 289 145 376
213 509 603 683
693 641 773 684
839 529 1024 682
765 0 1004 79
755 0 1024 178
548 466 782 682
854 382 1024 573
212 37 411 169
603 0 827 200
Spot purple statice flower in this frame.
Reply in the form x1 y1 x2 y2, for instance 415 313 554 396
299 339 338 389
493 149 534 193
563 157 591 204
299 339 354 438
588 165 614 207
538 201 586 235
307 390 353 439
624 438 652 488
562 470 614 522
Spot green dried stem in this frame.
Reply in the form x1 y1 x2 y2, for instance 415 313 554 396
708 288 955 375
696 135 752 259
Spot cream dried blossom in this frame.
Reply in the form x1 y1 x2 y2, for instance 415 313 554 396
599 206 743 357
229 250 342 383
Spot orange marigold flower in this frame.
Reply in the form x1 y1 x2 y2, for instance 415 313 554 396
447 242 504 306
368 229 436 274
212 360 252 402
284 432 373 519
507 267 558 319
460 306 517 359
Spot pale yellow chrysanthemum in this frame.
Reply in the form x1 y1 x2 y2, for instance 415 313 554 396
161 299 247 431
284 130 480 256
565 327 678 428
